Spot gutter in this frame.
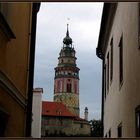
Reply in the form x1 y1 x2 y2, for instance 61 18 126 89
25 2 40 137
96 3 118 59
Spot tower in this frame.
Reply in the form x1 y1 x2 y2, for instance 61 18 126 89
54 24 80 116
84 107 88 121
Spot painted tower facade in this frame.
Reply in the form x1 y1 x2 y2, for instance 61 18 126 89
54 25 80 116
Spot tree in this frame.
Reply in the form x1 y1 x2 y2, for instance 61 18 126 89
89 119 102 137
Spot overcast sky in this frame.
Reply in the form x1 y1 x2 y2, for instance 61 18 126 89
34 2 103 120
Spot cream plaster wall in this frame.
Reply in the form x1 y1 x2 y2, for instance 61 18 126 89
103 2 140 137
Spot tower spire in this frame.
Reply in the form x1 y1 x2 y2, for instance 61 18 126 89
84 107 88 121
66 24 69 37
63 24 72 46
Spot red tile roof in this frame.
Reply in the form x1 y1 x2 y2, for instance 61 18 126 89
42 101 75 117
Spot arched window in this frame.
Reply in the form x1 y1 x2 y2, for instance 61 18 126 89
67 79 71 92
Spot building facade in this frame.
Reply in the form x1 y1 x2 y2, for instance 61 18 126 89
31 88 43 138
41 101 90 137
54 24 80 116
96 2 140 137
0 3 40 136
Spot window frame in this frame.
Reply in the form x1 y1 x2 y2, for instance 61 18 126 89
110 38 113 83
107 52 109 93
104 64 106 100
119 35 123 88
138 3 140 48
136 105 140 137
117 123 122 137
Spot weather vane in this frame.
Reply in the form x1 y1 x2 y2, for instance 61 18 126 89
67 18 70 25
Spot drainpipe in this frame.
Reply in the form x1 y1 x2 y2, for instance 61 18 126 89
101 58 104 137
25 2 40 137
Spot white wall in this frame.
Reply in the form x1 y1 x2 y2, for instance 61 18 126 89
31 89 43 138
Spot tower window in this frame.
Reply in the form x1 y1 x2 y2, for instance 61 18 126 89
68 72 71 75
57 80 62 92
67 83 71 92
67 79 71 92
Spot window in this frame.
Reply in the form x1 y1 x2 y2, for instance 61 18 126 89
45 130 48 136
0 3 9 23
0 3 15 40
107 53 109 92
118 123 122 137
119 36 123 85
80 123 83 128
67 79 71 92
57 80 61 92
74 81 77 93
108 129 111 138
136 105 140 136
68 72 71 75
67 83 71 92
110 38 113 82
0 108 9 136
104 64 106 100
138 3 140 48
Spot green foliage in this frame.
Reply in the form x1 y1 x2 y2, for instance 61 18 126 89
89 119 102 137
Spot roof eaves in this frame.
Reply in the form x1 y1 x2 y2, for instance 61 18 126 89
96 3 118 59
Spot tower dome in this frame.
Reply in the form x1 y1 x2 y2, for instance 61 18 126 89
63 24 72 46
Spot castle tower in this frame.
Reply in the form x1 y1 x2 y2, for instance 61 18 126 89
84 107 88 121
54 24 80 116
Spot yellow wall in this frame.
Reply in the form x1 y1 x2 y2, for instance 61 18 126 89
0 3 33 136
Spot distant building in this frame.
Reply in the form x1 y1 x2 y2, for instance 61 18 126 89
0 3 40 137
96 2 140 137
41 25 90 136
84 107 88 121
32 88 43 138
41 101 90 136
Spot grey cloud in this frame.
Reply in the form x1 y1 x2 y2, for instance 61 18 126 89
34 2 103 120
